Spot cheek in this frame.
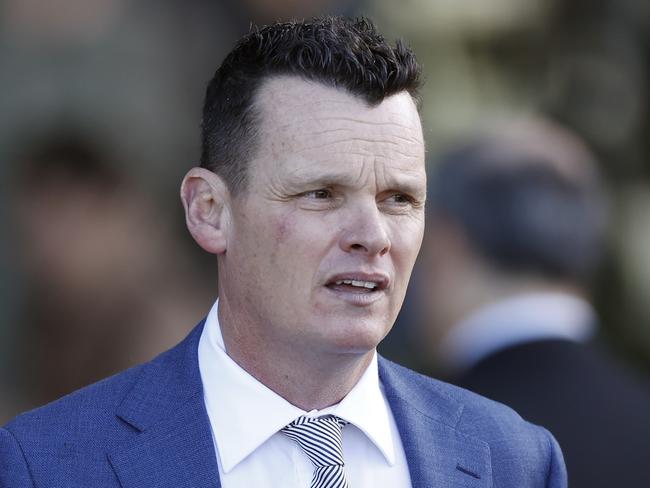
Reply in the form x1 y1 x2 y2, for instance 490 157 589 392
391 218 424 264
268 212 321 276
271 213 337 289
274 211 296 244
273 210 334 251
268 219 300 298
269 212 300 271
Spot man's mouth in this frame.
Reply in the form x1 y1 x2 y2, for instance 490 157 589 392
324 273 389 295
328 279 379 293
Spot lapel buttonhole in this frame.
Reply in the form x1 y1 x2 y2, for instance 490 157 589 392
456 464 481 480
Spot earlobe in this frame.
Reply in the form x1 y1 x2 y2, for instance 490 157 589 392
180 167 230 255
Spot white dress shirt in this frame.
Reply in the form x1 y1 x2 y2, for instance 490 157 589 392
437 291 597 373
198 299 412 487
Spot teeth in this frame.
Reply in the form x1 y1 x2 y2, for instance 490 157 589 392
334 279 378 289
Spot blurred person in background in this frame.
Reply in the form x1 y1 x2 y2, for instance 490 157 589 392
416 117 650 488
2 131 213 420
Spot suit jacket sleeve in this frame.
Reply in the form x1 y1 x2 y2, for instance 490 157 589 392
0 427 34 488
541 426 568 488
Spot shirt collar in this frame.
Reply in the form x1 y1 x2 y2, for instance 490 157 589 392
198 299 395 473
319 348 396 466
437 291 597 373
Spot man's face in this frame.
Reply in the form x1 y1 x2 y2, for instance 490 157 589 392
219 76 426 358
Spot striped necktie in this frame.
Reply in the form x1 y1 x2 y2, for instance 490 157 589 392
281 415 350 488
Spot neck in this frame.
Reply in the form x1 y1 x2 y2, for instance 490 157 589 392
216 293 374 411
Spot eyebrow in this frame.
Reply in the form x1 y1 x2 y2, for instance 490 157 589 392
383 176 427 199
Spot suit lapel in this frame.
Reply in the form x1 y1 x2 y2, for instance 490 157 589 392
108 321 221 488
379 358 492 488
105 323 492 487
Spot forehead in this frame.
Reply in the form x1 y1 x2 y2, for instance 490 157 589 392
255 76 422 140
251 76 425 184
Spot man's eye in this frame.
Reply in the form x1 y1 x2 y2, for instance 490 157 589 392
386 193 413 205
304 189 332 199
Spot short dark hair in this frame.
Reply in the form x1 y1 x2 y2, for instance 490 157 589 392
428 128 608 284
200 16 422 193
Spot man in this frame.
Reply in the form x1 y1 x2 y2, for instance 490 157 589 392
418 117 650 487
1 18 566 487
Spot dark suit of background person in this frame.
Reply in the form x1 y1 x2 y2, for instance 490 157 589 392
0 20 566 487
416 117 650 488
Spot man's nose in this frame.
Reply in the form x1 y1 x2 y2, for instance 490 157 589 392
339 202 391 257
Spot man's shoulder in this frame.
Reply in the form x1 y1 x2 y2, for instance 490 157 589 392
380 354 536 429
4 361 145 444
3 321 204 453
0 362 147 487
379 356 566 484
1 323 206 487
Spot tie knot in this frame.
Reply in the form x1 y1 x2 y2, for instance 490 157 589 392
281 415 348 468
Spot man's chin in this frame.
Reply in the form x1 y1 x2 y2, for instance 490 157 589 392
314 321 390 355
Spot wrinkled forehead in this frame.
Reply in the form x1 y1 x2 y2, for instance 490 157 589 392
253 75 423 143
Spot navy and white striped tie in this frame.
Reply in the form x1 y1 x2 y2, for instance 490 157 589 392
281 415 350 488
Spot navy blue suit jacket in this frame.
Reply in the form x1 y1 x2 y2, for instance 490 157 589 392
1 321 566 487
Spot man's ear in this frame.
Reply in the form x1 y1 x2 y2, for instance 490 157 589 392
180 167 231 255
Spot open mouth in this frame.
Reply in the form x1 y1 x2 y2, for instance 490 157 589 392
327 279 380 294
324 273 389 295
